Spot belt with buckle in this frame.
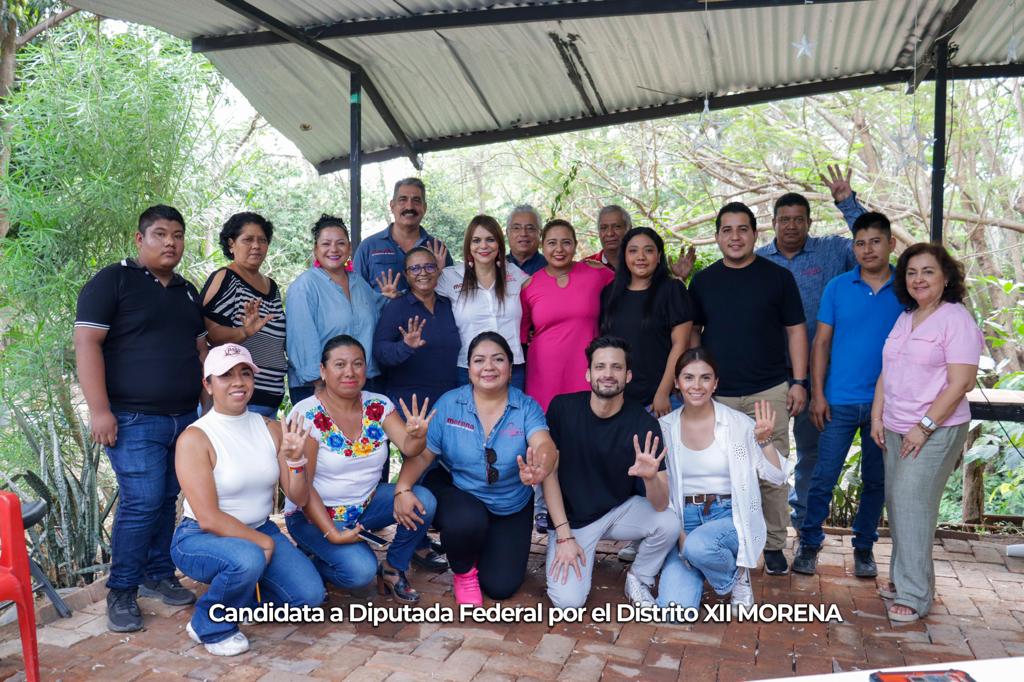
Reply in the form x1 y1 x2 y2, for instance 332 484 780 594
683 493 732 515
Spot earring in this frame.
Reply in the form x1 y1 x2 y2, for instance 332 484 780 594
467 261 474 269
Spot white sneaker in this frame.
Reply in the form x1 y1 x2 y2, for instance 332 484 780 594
624 570 656 606
618 540 639 562
730 567 754 608
186 622 251 656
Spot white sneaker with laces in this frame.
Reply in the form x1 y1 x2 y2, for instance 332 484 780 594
624 570 656 606
186 622 250 656
730 567 754 608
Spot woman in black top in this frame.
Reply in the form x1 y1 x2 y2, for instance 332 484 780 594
200 212 287 417
599 227 692 417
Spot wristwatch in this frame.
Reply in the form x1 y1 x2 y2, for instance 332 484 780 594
919 415 937 433
787 378 809 389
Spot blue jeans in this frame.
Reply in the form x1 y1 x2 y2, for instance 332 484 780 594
171 517 325 643
657 500 738 610
285 482 436 588
800 402 885 550
248 404 279 418
456 364 525 392
105 411 196 591
789 406 820 531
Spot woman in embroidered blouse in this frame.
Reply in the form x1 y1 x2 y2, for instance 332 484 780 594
284 335 437 603
870 243 982 623
435 215 529 390
657 348 786 610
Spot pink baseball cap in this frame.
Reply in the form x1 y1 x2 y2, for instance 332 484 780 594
204 343 260 377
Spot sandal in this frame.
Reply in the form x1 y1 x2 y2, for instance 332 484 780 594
887 604 920 623
376 562 420 604
878 582 898 599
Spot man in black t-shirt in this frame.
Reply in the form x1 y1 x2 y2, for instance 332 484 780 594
688 202 809 576
74 205 207 633
543 337 680 609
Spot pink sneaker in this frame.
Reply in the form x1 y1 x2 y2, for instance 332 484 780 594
452 566 483 606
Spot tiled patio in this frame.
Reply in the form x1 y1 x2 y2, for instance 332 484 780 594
2 528 1023 681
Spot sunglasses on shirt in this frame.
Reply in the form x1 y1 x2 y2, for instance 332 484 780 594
485 447 499 484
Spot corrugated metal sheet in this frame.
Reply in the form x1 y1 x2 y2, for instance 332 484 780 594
70 1 1024 171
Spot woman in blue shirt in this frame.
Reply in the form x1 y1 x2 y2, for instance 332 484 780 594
286 215 396 403
393 332 556 606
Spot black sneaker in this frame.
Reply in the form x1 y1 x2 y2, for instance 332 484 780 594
763 549 789 575
853 548 878 578
107 588 143 632
139 576 196 606
791 544 820 575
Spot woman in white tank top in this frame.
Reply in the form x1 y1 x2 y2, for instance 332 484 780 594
172 344 325 657
656 348 787 612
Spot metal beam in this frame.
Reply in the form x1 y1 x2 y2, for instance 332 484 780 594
908 0 978 93
930 40 950 243
350 71 362 247
193 0 861 53
210 0 421 170
315 62 1024 174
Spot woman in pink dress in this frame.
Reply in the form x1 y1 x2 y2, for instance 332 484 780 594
520 219 615 413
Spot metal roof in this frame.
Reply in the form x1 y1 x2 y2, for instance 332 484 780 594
71 0 1024 174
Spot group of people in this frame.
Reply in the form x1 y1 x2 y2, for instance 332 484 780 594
73 168 983 656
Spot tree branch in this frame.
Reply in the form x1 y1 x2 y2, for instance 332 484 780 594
16 7 80 48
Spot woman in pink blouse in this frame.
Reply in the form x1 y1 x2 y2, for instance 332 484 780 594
870 243 982 623
520 219 615 412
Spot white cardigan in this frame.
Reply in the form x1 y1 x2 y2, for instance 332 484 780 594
659 401 788 569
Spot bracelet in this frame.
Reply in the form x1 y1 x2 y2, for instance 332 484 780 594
756 437 772 448
555 536 576 544
553 521 569 530
290 466 304 475
394 488 413 497
285 456 308 468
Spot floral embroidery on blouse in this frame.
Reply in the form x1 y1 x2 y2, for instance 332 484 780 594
306 398 388 458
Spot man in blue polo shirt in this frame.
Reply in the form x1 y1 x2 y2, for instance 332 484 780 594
74 205 207 632
793 212 902 578
505 204 547 275
755 167 868 550
353 177 453 293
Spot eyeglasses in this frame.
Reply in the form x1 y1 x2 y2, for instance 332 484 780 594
485 447 499 484
406 263 438 275
509 225 538 234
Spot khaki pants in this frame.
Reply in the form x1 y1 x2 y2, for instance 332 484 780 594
717 382 791 551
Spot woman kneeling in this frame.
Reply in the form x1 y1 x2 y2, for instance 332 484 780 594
173 344 325 657
285 335 437 603
657 348 786 610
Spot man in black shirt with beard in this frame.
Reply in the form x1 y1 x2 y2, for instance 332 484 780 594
542 336 679 609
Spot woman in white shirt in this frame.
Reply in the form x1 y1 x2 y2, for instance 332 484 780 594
657 347 786 609
173 344 324 657
435 214 528 390
284 335 436 604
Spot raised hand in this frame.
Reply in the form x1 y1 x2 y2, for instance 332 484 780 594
627 431 666 480
429 240 449 267
280 414 313 463
399 316 427 348
753 400 776 444
517 447 548 486
398 394 436 438
376 269 401 299
670 243 697 281
241 298 275 339
819 164 853 203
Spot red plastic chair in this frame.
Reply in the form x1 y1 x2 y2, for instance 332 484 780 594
0 492 40 682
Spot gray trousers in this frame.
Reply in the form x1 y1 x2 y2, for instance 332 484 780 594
884 424 969 616
546 495 680 609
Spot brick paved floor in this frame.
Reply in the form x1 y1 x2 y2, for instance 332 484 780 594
2 528 1023 681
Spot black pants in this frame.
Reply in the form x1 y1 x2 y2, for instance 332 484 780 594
423 467 533 600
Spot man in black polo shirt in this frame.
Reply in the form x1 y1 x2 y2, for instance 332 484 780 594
74 205 207 632
543 336 679 609
688 202 808 576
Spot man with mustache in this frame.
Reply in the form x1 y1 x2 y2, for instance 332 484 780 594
585 204 631 271
505 204 546 275
354 178 453 295
74 205 207 632
753 167 866 572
